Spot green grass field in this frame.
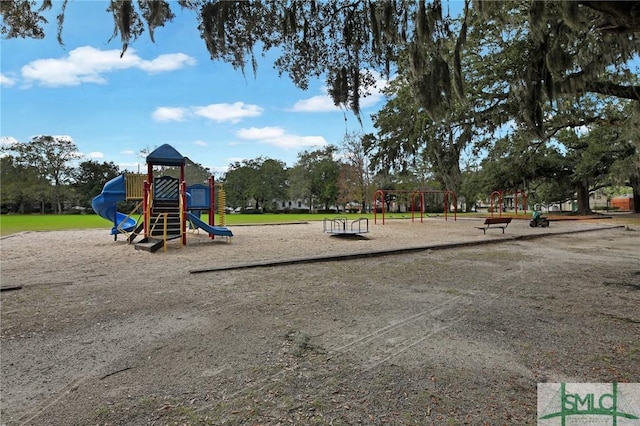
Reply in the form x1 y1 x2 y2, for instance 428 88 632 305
0 212 382 236
3 211 634 237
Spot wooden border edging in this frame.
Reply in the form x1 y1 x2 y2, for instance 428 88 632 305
188 225 624 274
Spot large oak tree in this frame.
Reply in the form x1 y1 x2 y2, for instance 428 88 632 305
2 0 638 126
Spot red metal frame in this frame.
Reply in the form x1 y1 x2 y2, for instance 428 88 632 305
490 190 503 218
208 176 215 240
374 189 457 225
514 190 528 216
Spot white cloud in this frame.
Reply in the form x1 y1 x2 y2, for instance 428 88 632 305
210 165 229 175
225 157 246 164
120 150 135 155
290 71 390 112
152 107 189 122
291 94 341 112
151 102 264 124
236 126 327 149
0 136 19 146
193 102 263 124
21 46 196 87
86 152 104 159
193 140 208 147
118 162 144 172
137 53 196 73
0 73 16 87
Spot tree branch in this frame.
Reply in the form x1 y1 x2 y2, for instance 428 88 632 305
583 81 640 101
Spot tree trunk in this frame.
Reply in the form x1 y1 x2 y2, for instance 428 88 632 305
630 172 640 214
575 180 592 215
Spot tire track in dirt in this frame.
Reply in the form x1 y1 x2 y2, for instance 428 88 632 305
195 260 533 412
328 295 465 356
16 376 88 426
192 295 469 412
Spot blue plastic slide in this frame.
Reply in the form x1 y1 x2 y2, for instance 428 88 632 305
186 212 233 237
91 175 137 235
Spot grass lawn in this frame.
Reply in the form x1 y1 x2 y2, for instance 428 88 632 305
0 214 112 236
3 211 635 237
0 212 380 236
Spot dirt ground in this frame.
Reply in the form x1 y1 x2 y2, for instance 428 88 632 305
1 216 639 425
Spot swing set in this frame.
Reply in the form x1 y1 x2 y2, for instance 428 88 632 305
373 189 457 225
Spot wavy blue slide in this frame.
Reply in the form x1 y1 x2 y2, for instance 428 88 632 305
187 212 233 237
92 175 137 235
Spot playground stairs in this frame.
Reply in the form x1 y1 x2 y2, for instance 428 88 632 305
134 199 182 253
134 237 165 253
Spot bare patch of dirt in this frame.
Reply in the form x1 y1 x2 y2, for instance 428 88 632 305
1 219 639 425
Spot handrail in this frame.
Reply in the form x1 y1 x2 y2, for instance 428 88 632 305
323 217 369 234
148 212 169 252
116 199 144 238
323 217 347 233
180 181 186 246
350 218 369 233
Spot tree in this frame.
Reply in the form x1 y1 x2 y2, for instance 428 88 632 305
223 160 260 210
476 132 571 210
2 1 638 127
0 154 50 213
556 117 636 215
476 97 636 214
222 157 287 211
257 159 288 212
473 1 640 134
610 101 640 213
159 157 212 185
71 160 120 208
289 146 340 212
2 135 81 213
339 132 372 212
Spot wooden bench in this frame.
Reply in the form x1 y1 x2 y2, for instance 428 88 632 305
476 217 512 234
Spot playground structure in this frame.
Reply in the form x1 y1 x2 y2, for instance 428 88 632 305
323 217 370 236
91 144 232 252
373 189 457 225
488 190 528 217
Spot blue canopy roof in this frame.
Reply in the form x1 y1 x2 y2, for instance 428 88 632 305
146 144 185 166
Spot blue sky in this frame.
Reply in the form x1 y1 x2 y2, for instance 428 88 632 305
1 1 388 175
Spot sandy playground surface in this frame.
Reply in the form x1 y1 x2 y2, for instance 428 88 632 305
1 216 639 424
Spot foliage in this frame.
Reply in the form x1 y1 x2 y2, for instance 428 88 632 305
3 0 638 129
554 104 636 214
0 155 50 213
157 157 212 185
1 135 81 213
71 160 120 208
257 158 289 211
475 97 636 213
222 157 288 211
338 132 373 211
289 146 341 211
3 1 640 214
